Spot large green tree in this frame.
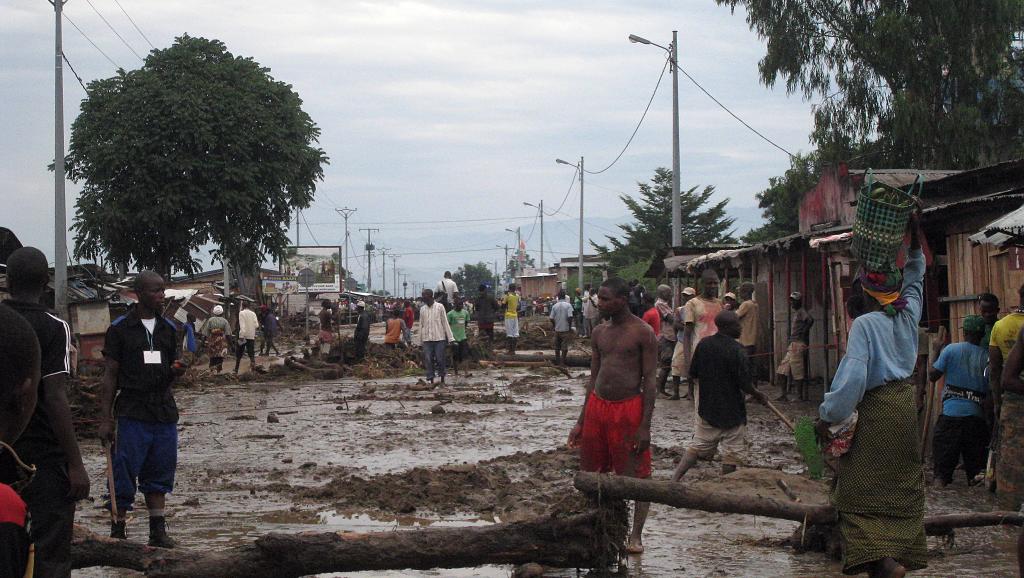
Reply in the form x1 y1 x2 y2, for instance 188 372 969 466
453 262 497 293
593 168 735 272
717 0 1024 168
743 152 819 243
67 35 328 277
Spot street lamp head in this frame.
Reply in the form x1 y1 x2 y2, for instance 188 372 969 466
523 202 537 208
628 34 652 45
556 158 573 166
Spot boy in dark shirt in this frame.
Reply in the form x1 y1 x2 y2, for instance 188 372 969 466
672 310 767 480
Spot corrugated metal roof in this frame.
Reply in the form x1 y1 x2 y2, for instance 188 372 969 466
970 202 1024 246
849 169 961 188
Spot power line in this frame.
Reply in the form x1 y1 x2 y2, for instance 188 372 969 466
671 61 795 159
301 212 321 246
63 13 122 69
548 167 578 216
111 0 155 49
585 56 670 175
83 0 144 61
61 52 88 92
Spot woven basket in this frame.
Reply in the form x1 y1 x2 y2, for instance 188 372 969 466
850 171 920 272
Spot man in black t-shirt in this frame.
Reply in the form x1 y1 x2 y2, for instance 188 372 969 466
0 302 42 578
3 247 85 577
100 271 183 548
672 310 767 481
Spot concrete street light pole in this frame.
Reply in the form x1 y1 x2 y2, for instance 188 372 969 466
53 0 68 319
630 31 681 306
556 157 585 292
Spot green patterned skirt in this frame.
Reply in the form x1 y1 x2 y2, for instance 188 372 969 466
831 378 927 574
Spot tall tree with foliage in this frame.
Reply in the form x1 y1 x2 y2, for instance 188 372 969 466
67 35 328 277
743 153 819 243
593 168 735 271
716 0 1024 168
453 262 497 293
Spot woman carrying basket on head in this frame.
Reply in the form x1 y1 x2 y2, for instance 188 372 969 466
817 206 927 577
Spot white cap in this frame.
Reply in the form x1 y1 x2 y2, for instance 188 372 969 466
357 301 366 308
682 287 696 296
790 291 802 300
212 305 224 315
723 292 737 300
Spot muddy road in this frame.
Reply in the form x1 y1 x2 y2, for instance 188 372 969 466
75 361 1019 577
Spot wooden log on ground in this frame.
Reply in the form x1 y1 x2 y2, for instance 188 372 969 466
575 472 1024 535
284 356 341 379
72 508 627 577
480 359 571 378
498 353 591 368
573 472 835 525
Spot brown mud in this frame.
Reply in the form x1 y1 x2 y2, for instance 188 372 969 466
72 323 1019 576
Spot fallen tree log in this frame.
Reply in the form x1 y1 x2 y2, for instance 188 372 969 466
498 353 591 368
574 472 1024 535
72 508 627 577
480 360 572 377
574 472 835 525
284 356 342 379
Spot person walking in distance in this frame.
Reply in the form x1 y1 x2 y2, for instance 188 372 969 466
436 271 459 312
2 247 86 576
572 288 584 335
402 300 416 346
672 310 768 481
99 271 185 548
549 291 574 365
259 305 280 357
419 289 455 385
502 284 521 354
474 284 499 343
582 283 599 338
683 271 723 401
234 301 259 374
447 296 471 375
318 300 336 358
735 283 759 388
568 278 657 555
353 302 372 360
668 287 696 400
202 305 230 372
776 292 813 401
653 284 677 398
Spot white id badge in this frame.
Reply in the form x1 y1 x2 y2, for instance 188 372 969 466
144 350 163 364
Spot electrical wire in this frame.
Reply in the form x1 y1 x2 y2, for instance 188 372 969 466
548 167 578 217
671 60 796 159
584 55 670 175
301 212 321 246
61 51 88 92
111 0 155 50
83 0 144 61
63 13 122 69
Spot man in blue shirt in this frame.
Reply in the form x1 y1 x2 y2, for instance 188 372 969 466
929 315 990 486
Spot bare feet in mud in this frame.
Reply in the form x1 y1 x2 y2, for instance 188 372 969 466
625 537 644 555
870 557 906 578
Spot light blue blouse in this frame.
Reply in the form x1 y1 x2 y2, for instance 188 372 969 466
819 249 925 423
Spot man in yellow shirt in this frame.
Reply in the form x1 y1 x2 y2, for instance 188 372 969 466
502 284 521 354
990 288 1024 417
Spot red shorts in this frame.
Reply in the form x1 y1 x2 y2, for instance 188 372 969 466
579 393 651 478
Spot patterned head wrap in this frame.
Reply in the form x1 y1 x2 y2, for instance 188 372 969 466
859 268 907 317
962 315 986 334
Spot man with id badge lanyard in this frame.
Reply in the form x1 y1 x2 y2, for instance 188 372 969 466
99 271 185 548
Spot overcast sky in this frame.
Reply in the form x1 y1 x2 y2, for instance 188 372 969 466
1 0 816 289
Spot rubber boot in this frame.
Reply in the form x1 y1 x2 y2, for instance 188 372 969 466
669 376 681 400
110 519 127 540
148 516 177 549
775 376 789 402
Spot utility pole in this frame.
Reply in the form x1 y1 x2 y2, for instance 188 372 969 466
53 0 68 319
379 248 389 296
359 228 379 292
670 30 681 307
296 211 301 246
540 199 544 269
578 156 585 292
390 254 399 297
335 207 356 286
402 274 408 299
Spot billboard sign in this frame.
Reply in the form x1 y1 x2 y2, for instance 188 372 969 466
280 246 341 293
261 274 300 295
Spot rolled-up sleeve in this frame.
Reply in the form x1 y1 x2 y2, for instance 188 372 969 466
820 320 870 423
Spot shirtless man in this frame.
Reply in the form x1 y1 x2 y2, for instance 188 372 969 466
568 277 658 555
